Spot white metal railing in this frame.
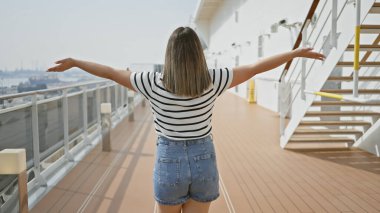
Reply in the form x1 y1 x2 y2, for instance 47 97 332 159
280 0 339 135
353 0 361 97
278 0 376 147
0 80 142 212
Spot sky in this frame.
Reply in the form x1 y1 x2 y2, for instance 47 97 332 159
0 0 198 71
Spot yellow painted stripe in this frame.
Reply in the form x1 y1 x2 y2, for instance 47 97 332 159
314 91 343 100
354 26 361 71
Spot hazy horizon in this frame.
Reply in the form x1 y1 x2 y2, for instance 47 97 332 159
0 0 198 71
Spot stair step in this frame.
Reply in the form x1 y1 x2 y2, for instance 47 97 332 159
289 137 355 143
369 3 380 14
327 76 380 81
336 62 380 67
320 89 380 94
299 120 372 126
360 25 380 34
346 44 380 51
294 129 363 136
312 101 380 106
305 111 380 117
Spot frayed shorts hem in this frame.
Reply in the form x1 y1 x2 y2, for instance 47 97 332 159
154 196 190 206
154 193 219 206
191 193 220 203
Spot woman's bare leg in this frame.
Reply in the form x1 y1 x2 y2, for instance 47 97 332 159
182 199 211 213
157 203 182 213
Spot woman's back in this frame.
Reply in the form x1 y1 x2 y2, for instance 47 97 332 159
47 24 325 213
130 67 233 140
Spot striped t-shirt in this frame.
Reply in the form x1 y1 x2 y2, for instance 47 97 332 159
130 68 233 140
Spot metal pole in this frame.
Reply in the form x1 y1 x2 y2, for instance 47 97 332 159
82 87 88 144
101 103 112 152
31 94 40 168
128 92 134 121
31 94 47 187
106 86 111 103
62 89 74 161
353 0 361 97
114 85 119 118
120 86 125 109
96 85 101 132
331 0 337 48
279 75 286 136
301 20 310 100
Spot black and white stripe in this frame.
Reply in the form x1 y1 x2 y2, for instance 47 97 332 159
130 68 233 140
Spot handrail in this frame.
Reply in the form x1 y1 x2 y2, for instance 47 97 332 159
305 90 380 103
0 79 110 100
282 0 351 113
278 0 320 82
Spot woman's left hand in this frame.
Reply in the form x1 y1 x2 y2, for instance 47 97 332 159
293 47 326 61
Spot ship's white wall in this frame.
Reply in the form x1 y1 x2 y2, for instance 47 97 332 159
198 0 313 111
255 78 279 112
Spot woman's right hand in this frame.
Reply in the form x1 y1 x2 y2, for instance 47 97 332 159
293 47 325 61
47 58 76 72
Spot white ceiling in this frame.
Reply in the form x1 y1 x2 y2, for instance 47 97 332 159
194 0 224 22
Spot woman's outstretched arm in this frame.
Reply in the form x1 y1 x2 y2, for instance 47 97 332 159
47 58 135 91
230 48 325 88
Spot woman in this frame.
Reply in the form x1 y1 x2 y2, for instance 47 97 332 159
48 27 325 213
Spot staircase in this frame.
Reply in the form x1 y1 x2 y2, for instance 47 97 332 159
280 0 380 153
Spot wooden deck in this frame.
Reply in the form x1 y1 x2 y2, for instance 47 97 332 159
31 93 380 213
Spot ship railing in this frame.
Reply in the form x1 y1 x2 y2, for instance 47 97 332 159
0 79 142 212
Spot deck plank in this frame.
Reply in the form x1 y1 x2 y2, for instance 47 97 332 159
31 93 380 213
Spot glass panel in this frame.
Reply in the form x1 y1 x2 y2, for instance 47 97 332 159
0 106 33 166
68 94 84 140
87 91 97 126
0 107 33 192
0 174 17 197
38 100 64 160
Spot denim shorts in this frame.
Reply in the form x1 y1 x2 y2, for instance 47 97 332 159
153 135 220 205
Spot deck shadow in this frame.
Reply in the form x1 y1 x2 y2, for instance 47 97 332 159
290 149 380 175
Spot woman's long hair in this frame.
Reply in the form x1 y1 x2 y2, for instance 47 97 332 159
163 27 211 97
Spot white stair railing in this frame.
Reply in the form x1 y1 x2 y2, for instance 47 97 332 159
278 0 376 148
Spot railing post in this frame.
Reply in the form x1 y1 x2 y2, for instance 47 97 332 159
126 88 129 107
353 0 361 97
0 149 28 213
82 87 88 144
279 75 286 136
101 103 112 152
106 85 111 103
62 89 74 161
96 85 101 133
301 19 310 100
128 91 135 121
120 86 125 110
31 94 47 187
114 85 120 118
331 0 338 48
